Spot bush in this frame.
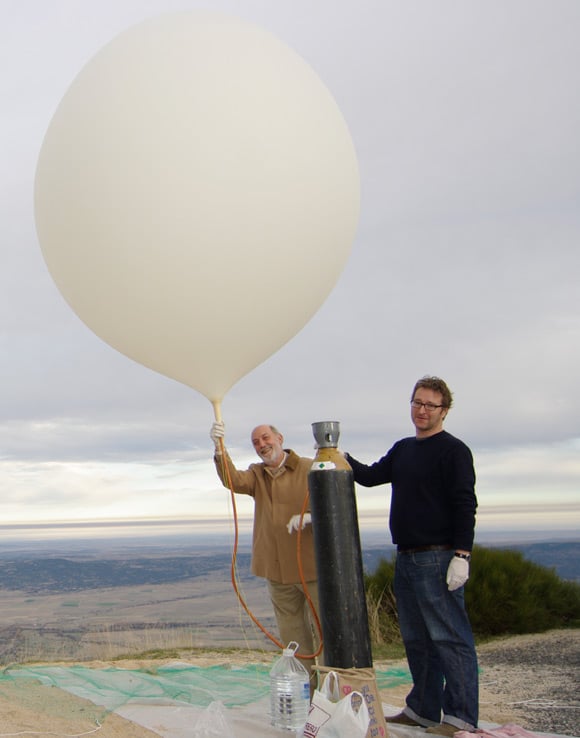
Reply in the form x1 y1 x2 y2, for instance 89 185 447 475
363 545 580 644
364 557 399 646
466 546 580 636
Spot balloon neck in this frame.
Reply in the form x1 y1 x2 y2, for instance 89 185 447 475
212 399 222 422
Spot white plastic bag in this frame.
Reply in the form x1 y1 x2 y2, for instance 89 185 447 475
192 700 235 738
302 671 370 738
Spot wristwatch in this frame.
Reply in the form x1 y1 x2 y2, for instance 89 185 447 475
454 552 471 561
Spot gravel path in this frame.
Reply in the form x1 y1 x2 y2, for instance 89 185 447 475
375 629 579 736
476 629 579 736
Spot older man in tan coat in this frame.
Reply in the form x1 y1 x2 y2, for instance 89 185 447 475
210 422 321 685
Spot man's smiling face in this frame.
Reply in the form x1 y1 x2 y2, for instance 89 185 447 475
251 425 285 467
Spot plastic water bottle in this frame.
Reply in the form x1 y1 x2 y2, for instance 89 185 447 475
270 641 310 732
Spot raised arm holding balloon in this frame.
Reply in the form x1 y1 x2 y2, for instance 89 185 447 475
210 421 322 689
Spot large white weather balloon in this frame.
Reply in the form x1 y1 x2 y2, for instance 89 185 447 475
35 11 360 416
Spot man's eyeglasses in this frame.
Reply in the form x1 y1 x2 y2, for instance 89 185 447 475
410 400 444 412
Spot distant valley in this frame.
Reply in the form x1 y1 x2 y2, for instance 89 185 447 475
0 540 577 595
0 551 253 594
361 540 580 582
0 538 576 665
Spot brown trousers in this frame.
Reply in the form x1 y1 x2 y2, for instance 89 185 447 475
267 579 323 690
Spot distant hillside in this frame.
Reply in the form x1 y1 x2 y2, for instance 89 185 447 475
0 541 576 595
499 541 580 582
0 553 253 594
361 541 580 582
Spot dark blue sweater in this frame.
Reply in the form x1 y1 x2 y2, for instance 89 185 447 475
347 431 477 551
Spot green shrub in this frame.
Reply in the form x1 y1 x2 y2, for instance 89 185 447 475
364 557 399 646
466 545 580 635
364 545 580 644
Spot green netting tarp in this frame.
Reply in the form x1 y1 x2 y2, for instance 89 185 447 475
0 662 411 711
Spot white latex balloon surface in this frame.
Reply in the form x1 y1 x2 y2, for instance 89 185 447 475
35 11 360 408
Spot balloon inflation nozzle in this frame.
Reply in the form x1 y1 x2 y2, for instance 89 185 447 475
311 421 340 448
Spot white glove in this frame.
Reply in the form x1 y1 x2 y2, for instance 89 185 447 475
210 421 225 448
446 556 469 591
287 513 312 534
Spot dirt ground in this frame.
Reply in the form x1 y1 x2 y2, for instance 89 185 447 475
0 678 159 737
375 629 580 736
0 630 577 737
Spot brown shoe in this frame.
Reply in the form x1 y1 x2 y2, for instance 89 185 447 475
426 723 460 737
385 711 422 727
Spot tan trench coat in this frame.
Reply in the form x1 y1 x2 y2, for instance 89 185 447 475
214 449 317 584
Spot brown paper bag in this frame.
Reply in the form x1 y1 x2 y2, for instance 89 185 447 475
315 665 389 738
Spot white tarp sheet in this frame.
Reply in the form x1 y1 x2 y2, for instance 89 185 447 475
3 664 570 738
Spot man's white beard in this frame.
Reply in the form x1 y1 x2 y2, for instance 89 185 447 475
260 446 283 466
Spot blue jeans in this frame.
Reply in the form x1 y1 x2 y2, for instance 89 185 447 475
394 549 479 730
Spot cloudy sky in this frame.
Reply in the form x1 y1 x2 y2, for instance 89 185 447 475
1 0 579 543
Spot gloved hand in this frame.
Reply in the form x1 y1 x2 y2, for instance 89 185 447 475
287 513 312 534
446 555 469 591
210 421 225 450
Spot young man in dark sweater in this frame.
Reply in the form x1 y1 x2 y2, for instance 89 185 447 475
346 376 478 736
